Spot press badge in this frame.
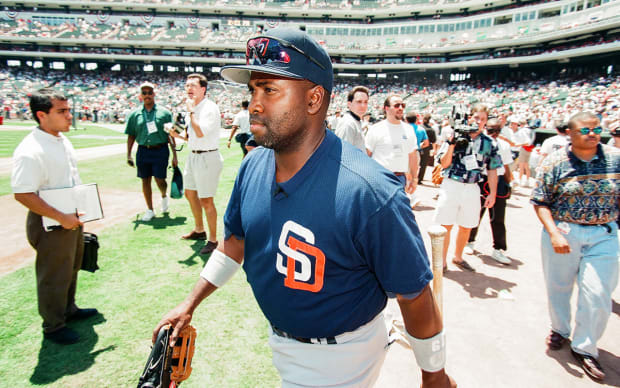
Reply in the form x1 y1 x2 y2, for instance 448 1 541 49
146 121 157 134
463 155 478 170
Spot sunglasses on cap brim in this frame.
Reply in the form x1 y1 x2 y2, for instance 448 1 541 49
246 36 326 70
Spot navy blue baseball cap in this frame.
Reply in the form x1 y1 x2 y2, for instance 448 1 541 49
220 28 333 93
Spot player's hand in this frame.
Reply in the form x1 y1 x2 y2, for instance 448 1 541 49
421 370 456 388
59 213 83 230
550 231 571 254
172 155 178 168
483 193 496 208
153 301 194 346
127 157 135 167
227 140 232 148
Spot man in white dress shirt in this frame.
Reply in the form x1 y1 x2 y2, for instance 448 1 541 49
172 74 223 255
12 88 98 345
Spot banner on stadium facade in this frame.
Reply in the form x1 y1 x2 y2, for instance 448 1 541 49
142 14 154 24
187 16 199 26
97 11 110 24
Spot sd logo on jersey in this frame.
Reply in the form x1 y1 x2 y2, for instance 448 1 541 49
276 220 325 293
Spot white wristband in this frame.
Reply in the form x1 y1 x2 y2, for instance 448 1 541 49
405 330 446 373
199 249 241 288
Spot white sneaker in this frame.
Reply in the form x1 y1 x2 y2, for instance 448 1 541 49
141 209 155 222
491 249 511 265
463 242 474 255
161 197 169 213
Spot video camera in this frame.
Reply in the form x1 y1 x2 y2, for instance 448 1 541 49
164 112 187 134
451 122 479 152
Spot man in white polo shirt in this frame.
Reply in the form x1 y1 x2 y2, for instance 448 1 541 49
11 88 97 345
171 74 223 255
365 94 419 193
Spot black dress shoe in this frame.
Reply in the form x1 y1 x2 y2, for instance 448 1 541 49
67 308 98 322
571 349 605 382
181 231 207 240
44 327 79 345
200 240 218 255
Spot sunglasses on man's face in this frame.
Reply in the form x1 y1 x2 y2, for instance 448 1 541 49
246 36 326 70
578 126 603 135
391 103 405 109
141 90 154 96
486 127 501 133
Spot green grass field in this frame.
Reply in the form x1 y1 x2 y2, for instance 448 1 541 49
0 121 125 158
0 139 280 387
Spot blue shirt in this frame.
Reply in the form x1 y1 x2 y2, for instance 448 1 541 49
224 130 432 338
531 144 620 225
411 123 428 149
438 132 502 184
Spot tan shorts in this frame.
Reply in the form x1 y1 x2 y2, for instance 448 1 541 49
433 178 481 228
518 148 531 164
183 151 223 198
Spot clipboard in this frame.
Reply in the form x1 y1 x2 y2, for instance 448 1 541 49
39 183 104 231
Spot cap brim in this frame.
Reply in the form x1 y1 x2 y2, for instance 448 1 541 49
221 65 304 85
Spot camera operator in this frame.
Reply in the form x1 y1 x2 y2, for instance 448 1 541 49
433 104 503 272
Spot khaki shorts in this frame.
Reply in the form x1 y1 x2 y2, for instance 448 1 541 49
433 178 481 228
184 151 223 198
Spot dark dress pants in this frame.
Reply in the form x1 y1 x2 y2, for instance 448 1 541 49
469 185 508 251
26 211 84 333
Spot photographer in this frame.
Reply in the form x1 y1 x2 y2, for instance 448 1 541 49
433 104 503 272
466 118 514 265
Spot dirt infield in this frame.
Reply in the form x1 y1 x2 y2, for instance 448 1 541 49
0 189 146 275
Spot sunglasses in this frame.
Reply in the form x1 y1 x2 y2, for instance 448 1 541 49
391 103 406 108
486 127 502 133
578 126 603 135
246 36 326 70
141 90 154 96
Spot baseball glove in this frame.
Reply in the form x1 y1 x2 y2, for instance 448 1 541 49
137 325 197 388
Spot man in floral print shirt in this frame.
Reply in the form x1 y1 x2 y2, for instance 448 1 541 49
531 111 619 382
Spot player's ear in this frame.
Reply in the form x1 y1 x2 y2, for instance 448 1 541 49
307 85 325 116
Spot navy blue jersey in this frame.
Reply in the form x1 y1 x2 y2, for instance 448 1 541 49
224 130 432 338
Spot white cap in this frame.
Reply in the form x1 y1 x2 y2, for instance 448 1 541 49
139 81 155 90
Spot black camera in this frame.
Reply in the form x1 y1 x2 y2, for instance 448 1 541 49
173 112 187 133
451 122 479 152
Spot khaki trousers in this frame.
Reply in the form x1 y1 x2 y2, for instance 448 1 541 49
26 211 83 333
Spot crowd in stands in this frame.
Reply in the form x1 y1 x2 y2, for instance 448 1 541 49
1 66 618 140
2 7 617 51
52 0 454 10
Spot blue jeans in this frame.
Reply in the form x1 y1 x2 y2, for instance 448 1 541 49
541 221 619 358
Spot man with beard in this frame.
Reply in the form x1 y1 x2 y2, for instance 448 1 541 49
125 82 176 221
365 94 419 193
153 28 455 388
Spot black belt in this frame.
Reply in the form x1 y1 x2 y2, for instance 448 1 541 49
140 143 166 150
393 172 406 176
191 149 218 154
271 325 337 345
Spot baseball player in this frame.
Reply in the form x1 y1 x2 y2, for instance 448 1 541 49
154 28 455 388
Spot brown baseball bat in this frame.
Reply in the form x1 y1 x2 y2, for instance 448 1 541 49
427 225 447 318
